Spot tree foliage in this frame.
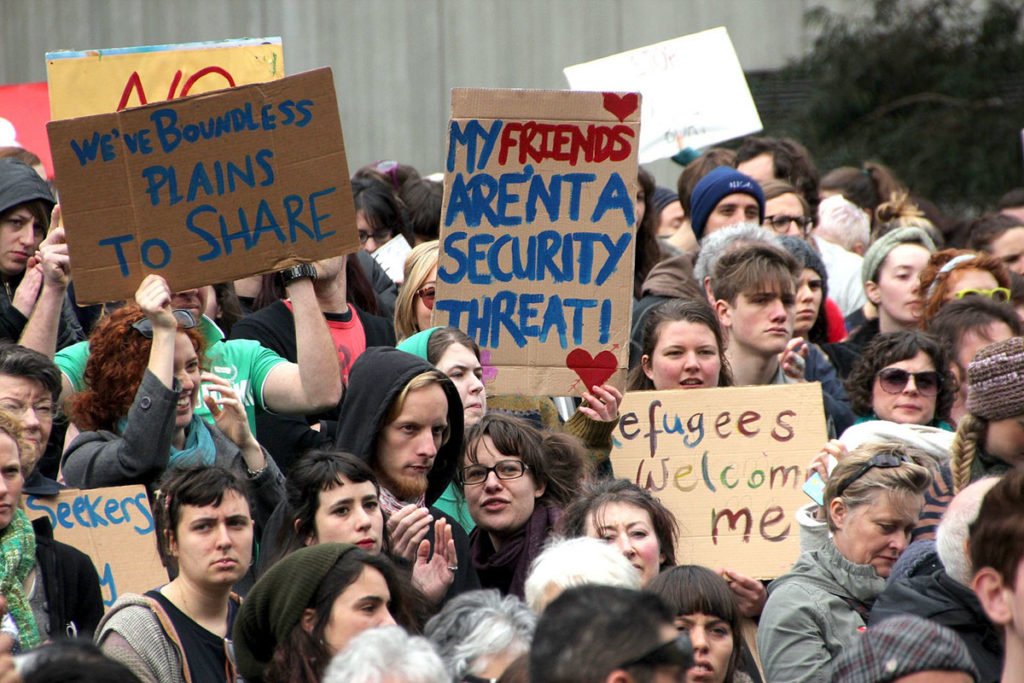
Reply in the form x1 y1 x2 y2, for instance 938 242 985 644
780 0 1024 213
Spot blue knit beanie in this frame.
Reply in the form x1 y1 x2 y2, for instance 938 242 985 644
689 167 764 240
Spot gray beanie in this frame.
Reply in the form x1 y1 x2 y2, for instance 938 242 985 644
860 227 936 285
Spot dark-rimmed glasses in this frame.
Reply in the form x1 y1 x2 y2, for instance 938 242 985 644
358 226 393 245
131 309 197 338
876 368 941 397
461 460 528 486
764 215 814 235
835 451 910 498
618 634 693 673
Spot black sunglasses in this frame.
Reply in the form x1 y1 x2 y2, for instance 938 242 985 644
876 368 941 397
131 309 197 338
835 451 911 498
618 634 693 672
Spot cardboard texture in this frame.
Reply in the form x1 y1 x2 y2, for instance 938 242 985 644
48 67 359 304
609 383 828 578
435 88 639 396
47 37 284 120
25 485 165 608
564 27 762 164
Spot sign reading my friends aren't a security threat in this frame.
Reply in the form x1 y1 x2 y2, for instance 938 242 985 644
435 88 639 397
47 67 358 304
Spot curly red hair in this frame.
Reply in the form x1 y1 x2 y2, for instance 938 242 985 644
72 305 205 432
918 249 1011 326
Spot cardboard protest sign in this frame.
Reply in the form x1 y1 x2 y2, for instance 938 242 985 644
47 37 284 121
610 384 827 578
564 27 762 164
25 485 165 608
0 82 54 178
48 67 359 304
435 88 639 396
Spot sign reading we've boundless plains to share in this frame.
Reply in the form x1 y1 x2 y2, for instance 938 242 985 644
435 88 639 396
47 67 358 304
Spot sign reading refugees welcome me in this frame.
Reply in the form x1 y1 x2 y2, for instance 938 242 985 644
47 67 359 304
26 485 165 608
435 88 639 396
610 383 828 578
47 37 284 120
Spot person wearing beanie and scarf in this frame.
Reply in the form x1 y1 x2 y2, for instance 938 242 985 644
234 543 411 683
844 227 936 353
333 346 478 599
688 167 765 240
916 336 1024 541
830 615 978 683
0 159 83 350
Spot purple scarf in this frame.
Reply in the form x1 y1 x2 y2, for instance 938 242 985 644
470 504 560 599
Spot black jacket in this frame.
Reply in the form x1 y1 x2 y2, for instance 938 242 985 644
31 516 104 640
334 347 479 598
870 568 1003 683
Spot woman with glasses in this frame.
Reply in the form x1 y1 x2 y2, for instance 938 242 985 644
758 443 933 683
62 275 284 530
844 330 955 430
352 176 413 255
395 240 440 342
457 412 588 598
918 249 1012 327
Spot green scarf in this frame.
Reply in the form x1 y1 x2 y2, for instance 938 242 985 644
0 508 40 649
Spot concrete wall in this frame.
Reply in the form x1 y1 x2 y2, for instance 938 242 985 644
2 0 866 185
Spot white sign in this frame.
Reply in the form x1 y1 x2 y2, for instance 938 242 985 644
564 27 762 164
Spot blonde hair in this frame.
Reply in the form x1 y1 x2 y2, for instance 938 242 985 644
383 370 452 446
824 442 934 532
395 240 439 342
950 413 987 494
0 409 29 470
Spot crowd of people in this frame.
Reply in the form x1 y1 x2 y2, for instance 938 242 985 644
1 132 1024 683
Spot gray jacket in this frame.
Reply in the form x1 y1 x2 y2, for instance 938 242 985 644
61 370 284 530
757 541 886 683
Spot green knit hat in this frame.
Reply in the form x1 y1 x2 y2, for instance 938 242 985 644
233 543 358 680
396 326 441 360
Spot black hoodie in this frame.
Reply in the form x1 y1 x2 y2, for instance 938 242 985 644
870 568 1002 683
333 346 464 507
333 346 479 600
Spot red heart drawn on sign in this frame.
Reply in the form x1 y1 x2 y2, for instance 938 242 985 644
565 348 618 390
602 92 639 123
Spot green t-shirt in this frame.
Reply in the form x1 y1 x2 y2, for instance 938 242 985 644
55 316 286 434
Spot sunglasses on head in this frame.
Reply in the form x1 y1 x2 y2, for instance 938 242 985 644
131 309 197 338
417 284 436 310
952 287 1010 302
876 367 941 397
835 451 911 498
